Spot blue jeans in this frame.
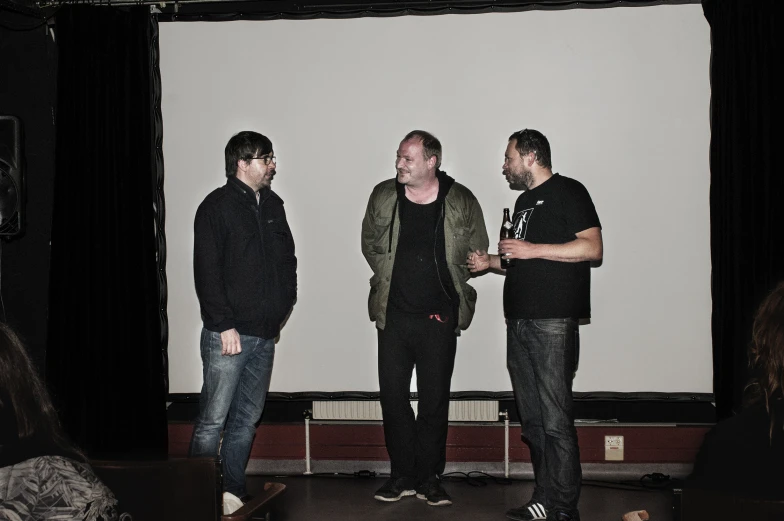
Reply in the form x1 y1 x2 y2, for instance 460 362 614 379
507 318 581 514
189 329 275 497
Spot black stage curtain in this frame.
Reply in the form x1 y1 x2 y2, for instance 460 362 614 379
704 0 784 420
46 6 167 458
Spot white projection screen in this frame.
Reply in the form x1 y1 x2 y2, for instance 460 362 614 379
160 4 712 395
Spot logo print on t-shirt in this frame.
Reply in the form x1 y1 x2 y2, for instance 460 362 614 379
513 208 534 240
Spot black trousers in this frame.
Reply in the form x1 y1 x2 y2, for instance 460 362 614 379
377 311 457 482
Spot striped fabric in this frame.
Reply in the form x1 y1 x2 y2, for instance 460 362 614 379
527 502 547 519
0 455 122 521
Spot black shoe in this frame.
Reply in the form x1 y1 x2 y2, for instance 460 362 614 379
506 500 547 520
415 477 452 506
373 477 416 502
546 510 580 521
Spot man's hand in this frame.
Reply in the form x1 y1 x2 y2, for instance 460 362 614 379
498 227 602 263
221 328 242 356
499 239 538 260
466 250 491 273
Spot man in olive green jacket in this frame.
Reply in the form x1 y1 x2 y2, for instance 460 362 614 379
361 130 488 507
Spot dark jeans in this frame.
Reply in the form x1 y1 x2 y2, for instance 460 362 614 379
507 318 581 514
378 312 457 483
189 329 275 497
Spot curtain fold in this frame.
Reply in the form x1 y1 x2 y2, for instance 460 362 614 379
47 5 167 457
704 0 784 420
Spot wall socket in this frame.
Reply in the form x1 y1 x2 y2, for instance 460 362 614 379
604 435 624 461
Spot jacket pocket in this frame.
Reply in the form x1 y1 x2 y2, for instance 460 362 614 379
369 216 391 254
450 226 472 264
266 218 290 240
461 282 477 304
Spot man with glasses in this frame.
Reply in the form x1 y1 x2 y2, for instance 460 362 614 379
190 131 296 512
362 130 488 507
467 129 602 521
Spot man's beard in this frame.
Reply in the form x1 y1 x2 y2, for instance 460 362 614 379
507 169 533 190
261 169 275 187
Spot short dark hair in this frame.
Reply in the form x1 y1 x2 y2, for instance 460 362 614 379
508 129 552 169
0 323 84 460
225 131 273 177
403 130 442 170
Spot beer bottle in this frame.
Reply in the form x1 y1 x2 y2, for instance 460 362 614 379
500 208 514 269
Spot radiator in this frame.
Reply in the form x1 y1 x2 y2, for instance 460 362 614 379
312 400 499 422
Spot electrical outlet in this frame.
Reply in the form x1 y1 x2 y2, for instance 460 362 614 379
605 435 624 461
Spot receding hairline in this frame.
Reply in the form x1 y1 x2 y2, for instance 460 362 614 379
399 136 432 159
400 135 424 146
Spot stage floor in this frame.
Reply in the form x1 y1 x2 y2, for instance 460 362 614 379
247 474 675 520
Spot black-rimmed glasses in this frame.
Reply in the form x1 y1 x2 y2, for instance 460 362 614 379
249 155 277 165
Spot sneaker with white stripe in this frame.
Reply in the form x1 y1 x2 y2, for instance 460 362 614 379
506 500 547 521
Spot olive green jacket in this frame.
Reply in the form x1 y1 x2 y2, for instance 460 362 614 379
361 175 489 332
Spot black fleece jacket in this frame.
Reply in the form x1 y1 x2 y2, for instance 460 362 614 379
194 175 297 339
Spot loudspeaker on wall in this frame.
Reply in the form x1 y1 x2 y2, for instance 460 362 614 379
0 115 24 238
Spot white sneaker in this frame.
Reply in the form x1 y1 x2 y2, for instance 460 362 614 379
222 491 244 515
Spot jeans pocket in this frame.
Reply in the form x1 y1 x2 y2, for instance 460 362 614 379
201 329 222 356
530 318 572 335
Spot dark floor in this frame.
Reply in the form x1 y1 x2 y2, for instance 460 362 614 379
248 475 676 521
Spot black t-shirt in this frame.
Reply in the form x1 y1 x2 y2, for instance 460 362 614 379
503 174 601 319
388 195 455 317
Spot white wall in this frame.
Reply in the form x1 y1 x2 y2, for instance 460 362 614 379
160 4 712 394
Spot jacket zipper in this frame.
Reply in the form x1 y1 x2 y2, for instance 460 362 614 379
387 199 398 257
433 202 453 302
254 196 267 268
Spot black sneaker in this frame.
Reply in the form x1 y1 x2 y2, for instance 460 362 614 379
506 500 547 520
546 510 580 521
373 477 416 502
415 477 452 506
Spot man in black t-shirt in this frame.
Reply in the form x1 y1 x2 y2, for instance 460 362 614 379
468 129 602 521
361 130 488 507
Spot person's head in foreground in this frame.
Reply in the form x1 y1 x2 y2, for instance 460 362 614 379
745 280 784 439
